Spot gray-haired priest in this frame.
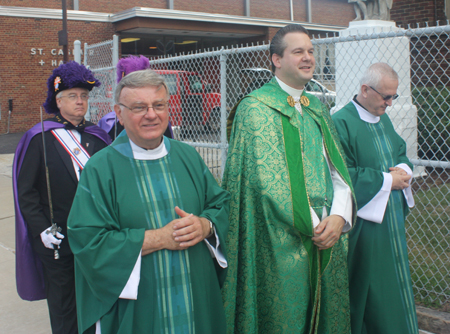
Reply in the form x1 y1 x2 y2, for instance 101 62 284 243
67 69 230 334
332 62 418 334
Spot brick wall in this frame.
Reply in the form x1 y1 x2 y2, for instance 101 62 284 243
312 0 355 27
0 17 115 133
175 0 244 16
391 0 447 27
0 0 357 132
0 0 353 24
0 0 63 9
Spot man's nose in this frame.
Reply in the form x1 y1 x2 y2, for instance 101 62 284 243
303 52 313 62
144 106 158 117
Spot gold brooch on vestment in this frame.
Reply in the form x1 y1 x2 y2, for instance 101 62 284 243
287 96 295 107
73 148 80 155
300 96 310 107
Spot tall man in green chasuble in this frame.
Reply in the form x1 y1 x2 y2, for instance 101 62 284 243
67 70 230 334
332 63 419 334
222 24 356 333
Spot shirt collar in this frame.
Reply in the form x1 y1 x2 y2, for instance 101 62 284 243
275 76 304 99
129 138 168 160
351 95 380 124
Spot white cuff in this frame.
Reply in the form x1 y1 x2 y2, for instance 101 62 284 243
204 226 228 268
396 163 415 208
357 172 392 224
329 164 353 232
119 251 142 300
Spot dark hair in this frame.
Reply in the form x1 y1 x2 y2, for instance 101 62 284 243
270 24 310 72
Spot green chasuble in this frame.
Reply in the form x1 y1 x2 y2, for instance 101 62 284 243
332 102 419 334
67 133 230 334
223 78 355 334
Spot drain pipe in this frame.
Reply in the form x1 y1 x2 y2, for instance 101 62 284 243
306 0 312 22
290 0 294 21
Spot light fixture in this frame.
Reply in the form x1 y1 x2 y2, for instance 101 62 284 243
121 38 141 43
174 40 198 45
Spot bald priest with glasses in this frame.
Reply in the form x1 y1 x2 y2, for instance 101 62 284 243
332 62 419 334
67 69 230 334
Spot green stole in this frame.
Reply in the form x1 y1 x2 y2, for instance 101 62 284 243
228 78 353 328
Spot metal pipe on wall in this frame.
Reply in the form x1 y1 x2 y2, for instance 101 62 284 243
245 0 250 17
290 0 294 21
73 0 79 10
306 0 312 22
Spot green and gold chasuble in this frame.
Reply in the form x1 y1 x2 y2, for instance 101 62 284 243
68 133 230 334
223 78 355 334
332 102 419 334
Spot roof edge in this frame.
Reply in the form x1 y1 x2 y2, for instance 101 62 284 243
0 5 346 31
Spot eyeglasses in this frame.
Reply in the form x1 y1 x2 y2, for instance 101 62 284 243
118 102 170 115
59 94 89 101
369 86 399 101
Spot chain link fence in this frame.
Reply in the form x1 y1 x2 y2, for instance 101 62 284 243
85 23 450 309
84 36 118 124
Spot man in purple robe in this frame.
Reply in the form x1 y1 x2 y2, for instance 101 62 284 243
97 55 174 140
13 61 110 334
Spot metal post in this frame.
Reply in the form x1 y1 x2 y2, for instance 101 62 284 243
290 0 294 21
245 0 250 17
61 0 69 63
112 35 119 67
74 40 81 64
84 42 88 66
306 0 312 22
219 50 228 178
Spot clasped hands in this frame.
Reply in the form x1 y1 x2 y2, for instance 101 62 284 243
389 167 411 190
142 206 211 256
311 214 345 250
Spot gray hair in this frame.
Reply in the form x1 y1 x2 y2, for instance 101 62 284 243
359 63 399 89
270 24 310 72
114 69 169 103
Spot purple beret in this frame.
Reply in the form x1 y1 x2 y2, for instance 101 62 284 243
43 61 100 114
116 55 150 83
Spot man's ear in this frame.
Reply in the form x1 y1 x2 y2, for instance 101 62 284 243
55 97 62 110
114 104 124 126
361 84 370 98
272 53 282 70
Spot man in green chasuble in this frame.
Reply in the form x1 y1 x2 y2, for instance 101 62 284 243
332 63 419 334
67 70 230 333
222 24 356 333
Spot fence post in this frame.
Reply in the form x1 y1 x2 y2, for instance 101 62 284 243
83 42 88 66
112 35 119 67
74 40 81 64
220 50 228 179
